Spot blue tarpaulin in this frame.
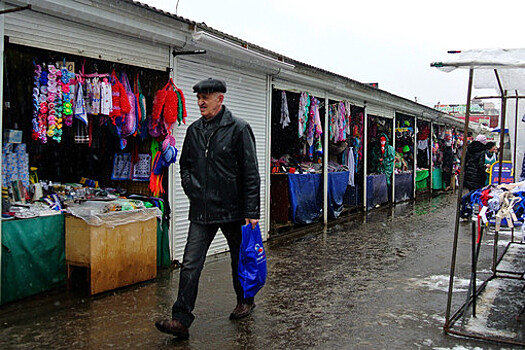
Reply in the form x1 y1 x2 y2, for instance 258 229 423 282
328 171 350 219
367 174 389 209
288 172 352 223
395 172 413 203
288 173 322 224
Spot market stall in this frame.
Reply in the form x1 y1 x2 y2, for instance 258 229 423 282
1 42 180 302
431 125 456 191
415 119 431 193
327 100 364 217
366 114 393 209
269 88 325 229
394 113 415 202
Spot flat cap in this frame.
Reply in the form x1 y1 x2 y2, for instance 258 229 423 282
192 78 227 93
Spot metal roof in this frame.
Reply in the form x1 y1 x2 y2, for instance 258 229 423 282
129 0 463 127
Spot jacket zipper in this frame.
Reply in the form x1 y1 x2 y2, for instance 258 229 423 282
201 127 220 223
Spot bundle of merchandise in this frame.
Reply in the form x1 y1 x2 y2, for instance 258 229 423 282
149 78 187 196
2 143 30 203
298 92 323 159
460 181 525 230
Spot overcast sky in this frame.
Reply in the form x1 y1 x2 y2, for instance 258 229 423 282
142 0 524 108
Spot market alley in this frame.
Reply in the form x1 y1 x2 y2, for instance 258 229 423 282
0 193 522 349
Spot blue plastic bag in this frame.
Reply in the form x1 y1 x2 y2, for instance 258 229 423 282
238 223 267 299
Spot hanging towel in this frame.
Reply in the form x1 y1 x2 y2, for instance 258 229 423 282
74 82 88 125
347 147 355 186
91 77 101 115
100 79 113 116
280 91 290 128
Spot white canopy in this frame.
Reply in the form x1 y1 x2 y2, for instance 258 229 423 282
432 48 525 92
432 48 525 180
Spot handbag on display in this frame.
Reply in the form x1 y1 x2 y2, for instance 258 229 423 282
120 71 139 137
238 223 267 299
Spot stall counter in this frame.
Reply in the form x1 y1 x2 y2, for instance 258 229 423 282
65 209 157 295
1 214 66 304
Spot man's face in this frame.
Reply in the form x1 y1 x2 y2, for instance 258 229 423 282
197 92 223 119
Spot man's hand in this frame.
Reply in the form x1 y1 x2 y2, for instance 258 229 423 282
245 218 259 229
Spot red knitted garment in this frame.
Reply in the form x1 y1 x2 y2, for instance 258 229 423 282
152 90 167 120
163 90 179 125
109 81 131 120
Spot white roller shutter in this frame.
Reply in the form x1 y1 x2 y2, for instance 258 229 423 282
172 57 268 261
4 6 169 71
366 104 395 119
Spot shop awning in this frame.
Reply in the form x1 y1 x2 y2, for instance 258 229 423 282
431 48 525 93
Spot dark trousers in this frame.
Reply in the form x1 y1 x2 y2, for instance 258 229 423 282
171 221 254 328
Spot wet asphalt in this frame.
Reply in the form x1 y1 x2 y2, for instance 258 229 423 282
0 192 523 349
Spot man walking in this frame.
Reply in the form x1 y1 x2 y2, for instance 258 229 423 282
155 78 261 339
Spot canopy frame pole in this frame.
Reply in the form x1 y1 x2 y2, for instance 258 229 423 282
513 90 519 182
445 68 474 329
494 70 507 185
474 95 525 100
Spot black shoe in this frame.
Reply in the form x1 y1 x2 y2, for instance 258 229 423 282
229 303 255 320
155 319 189 339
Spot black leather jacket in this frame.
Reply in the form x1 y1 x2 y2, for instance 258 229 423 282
179 106 260 224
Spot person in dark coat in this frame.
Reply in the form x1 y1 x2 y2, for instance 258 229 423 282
463 134 489 191
441 138 454 191
155 78 261 340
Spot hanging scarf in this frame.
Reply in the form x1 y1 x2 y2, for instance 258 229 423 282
298 91 310 138
280 91 290 128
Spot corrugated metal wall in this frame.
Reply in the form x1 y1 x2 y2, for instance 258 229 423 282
366 104 395 119
4 7 169 71
172 57 268 261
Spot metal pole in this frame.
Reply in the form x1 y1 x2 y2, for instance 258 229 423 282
323 94 328 225
445 68 474 328
413 116 417 200
265 78 273 239
0 1 5 304
168 46 178 261
513 90 519 182
430 121 433 195
391 116 395 204
461 208 477 325
497 98 507 186
474 95 525 100
494 70 506 185
364 107 368 211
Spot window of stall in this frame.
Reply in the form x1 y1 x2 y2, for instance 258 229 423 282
432 124 456 191
394 113 415 202
366 114 393 209
416 119 431 193
270 88 325 233
327 100 364 218
2 43 179 215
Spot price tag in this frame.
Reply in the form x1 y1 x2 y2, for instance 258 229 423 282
479 206 488 224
